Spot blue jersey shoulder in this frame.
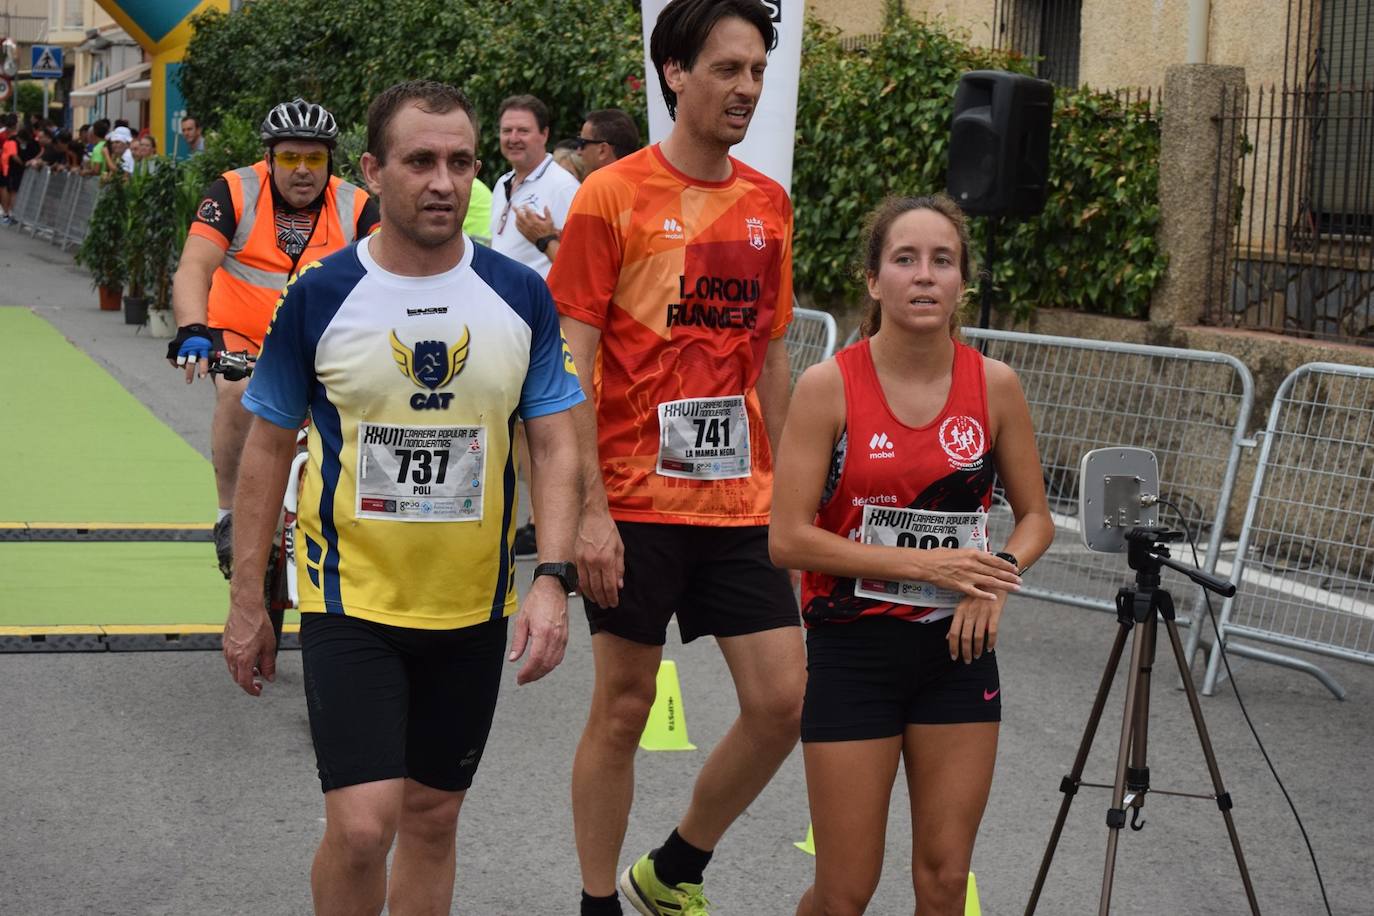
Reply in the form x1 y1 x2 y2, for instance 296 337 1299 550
470 243 550 331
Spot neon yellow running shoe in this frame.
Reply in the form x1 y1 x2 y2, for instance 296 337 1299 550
619 853 712 915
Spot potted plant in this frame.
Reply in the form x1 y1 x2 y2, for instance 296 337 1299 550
138 156 185 338
121 168 153 325
74 173 128 311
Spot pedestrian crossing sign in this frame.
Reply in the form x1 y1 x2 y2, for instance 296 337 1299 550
31 45 63 79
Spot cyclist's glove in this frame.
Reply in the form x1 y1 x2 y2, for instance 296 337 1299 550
168 324 213 365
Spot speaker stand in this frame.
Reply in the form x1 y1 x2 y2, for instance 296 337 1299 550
978 215 1001 342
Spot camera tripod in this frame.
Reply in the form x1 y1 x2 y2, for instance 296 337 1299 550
1024 527 1261 915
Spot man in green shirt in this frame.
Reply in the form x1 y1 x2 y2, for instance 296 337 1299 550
464 175 492 245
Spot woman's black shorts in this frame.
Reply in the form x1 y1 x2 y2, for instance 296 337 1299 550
801 615 1001 743
300 613 508 793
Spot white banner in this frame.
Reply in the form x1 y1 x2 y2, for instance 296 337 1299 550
640 0 804 192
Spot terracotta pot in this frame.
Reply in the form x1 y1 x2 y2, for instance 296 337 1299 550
98 285 122 311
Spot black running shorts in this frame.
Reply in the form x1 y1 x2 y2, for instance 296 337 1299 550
801 615 1001 742
300 613 508 793
583 522 799 646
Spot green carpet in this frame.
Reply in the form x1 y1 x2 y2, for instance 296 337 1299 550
0 307 210 522
0 307 299 634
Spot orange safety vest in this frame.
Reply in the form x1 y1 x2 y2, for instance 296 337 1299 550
206 160 368 348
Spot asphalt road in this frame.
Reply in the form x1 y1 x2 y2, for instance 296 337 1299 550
2 226 1370 915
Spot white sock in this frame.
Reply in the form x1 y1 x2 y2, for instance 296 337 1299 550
216 507 231 523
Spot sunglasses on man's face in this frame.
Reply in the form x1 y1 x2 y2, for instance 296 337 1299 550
273 150 329 170
572 137 610 151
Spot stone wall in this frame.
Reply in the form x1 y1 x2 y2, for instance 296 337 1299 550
806 0 1294 89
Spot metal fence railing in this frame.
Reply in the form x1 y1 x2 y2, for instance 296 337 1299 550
1203 363 1374 699
961 328 1256 631
784 305 838 386
1207 83 1374 345
993 0 1084 86
6 170 102 252
12 167 47 228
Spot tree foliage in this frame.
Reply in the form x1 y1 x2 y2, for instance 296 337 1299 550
16 81 43 118
178 0 646 176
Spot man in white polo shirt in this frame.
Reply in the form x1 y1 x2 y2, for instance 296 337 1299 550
490 94 580 279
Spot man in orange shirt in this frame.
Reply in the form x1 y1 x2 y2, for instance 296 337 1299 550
167 99 378 578
548 2 803 913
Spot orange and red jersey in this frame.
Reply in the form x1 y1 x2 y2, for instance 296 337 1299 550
548 144 794 526
801 339 995 625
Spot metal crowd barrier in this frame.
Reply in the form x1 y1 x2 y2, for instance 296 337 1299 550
62 175 101 250
34 170 71 240
961 328 1256 632
1202 362 1374 699
13 167 47 227
784 304 838 386
5 169 101 250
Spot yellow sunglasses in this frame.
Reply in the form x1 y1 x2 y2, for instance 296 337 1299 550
273 150 329 170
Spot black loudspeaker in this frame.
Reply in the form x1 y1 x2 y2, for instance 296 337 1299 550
947 71 1054 218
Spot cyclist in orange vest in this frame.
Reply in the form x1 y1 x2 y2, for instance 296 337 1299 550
168 98 379 577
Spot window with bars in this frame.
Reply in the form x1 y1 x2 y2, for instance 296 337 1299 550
1309 0 1374 237
993 0 1082 87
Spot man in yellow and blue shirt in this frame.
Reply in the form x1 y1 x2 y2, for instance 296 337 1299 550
222 80 582 916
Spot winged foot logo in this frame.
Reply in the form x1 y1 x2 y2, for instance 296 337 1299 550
390 327 471 410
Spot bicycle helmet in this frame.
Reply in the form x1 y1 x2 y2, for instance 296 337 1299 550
260 98 338 147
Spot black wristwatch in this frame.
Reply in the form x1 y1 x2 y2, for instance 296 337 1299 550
995 551 1020 573
534 233 560 254
532 561 578 594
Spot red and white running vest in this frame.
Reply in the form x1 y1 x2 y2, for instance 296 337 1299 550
801 337 995 625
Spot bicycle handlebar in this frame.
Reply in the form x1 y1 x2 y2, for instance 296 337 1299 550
208 350 256 381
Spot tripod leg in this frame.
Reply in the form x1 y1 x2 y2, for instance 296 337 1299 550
1126 614 1158 829
1099 602 1153 916
1163 618 1262 915
1024 621 1132 916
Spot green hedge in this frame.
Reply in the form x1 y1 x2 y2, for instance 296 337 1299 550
794 10 1165 318
178 0 1165 320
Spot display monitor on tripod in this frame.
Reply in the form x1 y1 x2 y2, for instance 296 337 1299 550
1024 447 1261 916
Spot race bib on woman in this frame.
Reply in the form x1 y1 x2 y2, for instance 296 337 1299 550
854 506 989 608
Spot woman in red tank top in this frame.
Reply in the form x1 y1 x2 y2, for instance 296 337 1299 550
771 195 1054 915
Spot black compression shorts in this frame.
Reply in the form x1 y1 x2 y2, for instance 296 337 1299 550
801 615 1001 742
300 613 508 793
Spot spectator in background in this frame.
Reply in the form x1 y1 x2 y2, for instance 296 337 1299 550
107 126 135 175
85 120 110 175
574 108 641 175
39 131 79 171
490 93 581 560
133 134 159 172
14 127 39 169
490 93 579 277
0 114 18 223
180 115 205 156
464 176 493 246
24 128 52 168
553 139 589 183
